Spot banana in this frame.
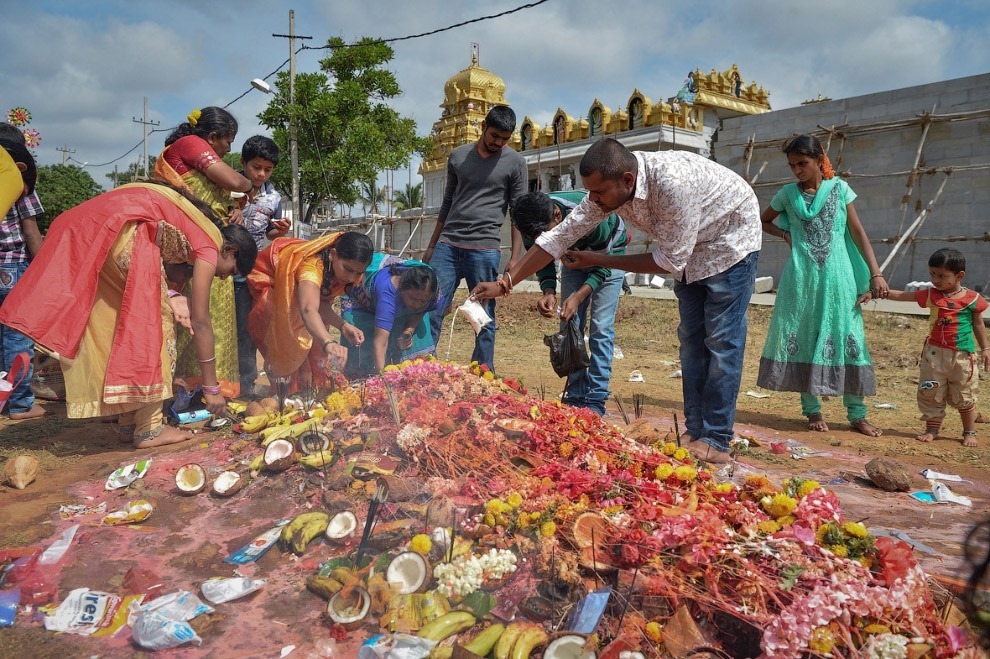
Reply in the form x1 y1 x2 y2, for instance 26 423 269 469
247 454 265 474
300 449 337 469
429 647 453 659
329 566 356 584
463 623 505 656
305 574 343 599
260 417 322 446
290 514 330 555
416 610 476 642
279 511 330 547
226 401 248 414
494 622 530 659
274 409 304 426
509 625 548 659
240 411 280 433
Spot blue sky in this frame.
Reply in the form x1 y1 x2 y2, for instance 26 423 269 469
3 0 988 192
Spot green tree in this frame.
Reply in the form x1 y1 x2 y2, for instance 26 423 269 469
359 178 388 215
258 37 431 224
391 182 423 212
105 156 157 188
36 164 103 232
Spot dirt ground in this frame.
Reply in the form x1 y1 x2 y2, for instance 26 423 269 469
1 291 987 657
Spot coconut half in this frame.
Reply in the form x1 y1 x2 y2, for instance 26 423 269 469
327 586 371 630
212 470 244 497
544 635 597 659
175 463 207 495
4 455 39 490
495 417 536 438
264 438 296 472
385 551 431 594
324 510 358 543
298 430 331 455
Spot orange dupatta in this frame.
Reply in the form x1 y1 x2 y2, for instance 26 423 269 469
247 232 354 379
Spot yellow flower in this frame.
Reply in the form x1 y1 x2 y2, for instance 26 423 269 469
410 534 432 556
644 621 663 643
808 626 835 653
777 514 797 527
842 521 869 539
482 371 495 380
539 521 557 537
517 515 530 528
863 623 890 635
558 441 574 459
829 544 849 558
661 442 677 456
672 447 690 462
757 519 781 535
714 483 736 493
655 464 674 480
483 513 496 526
187 108 202 125
761 493 797 519
673 465 698 482
798 480 821 498
506 492 523 508
383 364 399 372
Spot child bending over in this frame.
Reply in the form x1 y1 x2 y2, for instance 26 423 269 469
865 248 989 446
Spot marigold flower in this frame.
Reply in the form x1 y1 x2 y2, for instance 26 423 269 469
483 513 496 526
482 371 495 380
672 447 690 462
863 623 891 635
655 464 674 480
558 441 574 458
758 519 782 535
798 480 821 498
762 493 797 519
829 544 849 558
714 483 736 493
777 514 797 527
661 442 677 456
673 465 698 482
410 534 432 556
539 521 557 537
506 492 523 508
808 626 835 653
644 621 663 643
842 521 869 539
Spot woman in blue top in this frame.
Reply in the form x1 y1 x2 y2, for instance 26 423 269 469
341 254 442 377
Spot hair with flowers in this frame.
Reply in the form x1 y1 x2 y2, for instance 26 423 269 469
164 106 239 147
187 109 202 126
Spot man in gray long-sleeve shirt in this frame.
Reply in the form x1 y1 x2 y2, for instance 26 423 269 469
424 105 528 371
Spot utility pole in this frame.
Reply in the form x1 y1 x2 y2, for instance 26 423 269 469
274 10 312 237
56 145 75 165
132 96 160 179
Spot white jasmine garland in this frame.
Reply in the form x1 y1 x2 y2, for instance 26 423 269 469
433 548 518 598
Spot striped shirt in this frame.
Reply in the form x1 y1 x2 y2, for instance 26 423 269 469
0 191 43 264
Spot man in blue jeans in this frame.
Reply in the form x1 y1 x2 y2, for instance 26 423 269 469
474 139 762 464
0 128 44 419
424 105 528 372
512 191 628 416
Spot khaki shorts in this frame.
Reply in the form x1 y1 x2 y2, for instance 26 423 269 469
918 343 978 421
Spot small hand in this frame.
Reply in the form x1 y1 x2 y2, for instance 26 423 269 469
560 296 580 322
168 295 193 333
471 282 502 301
227 208 245 225
270 219 291 237
856 291 873 306
562 249 593 270
871 275 889 299
536 292 557 318
341 323 364 347
982 352 990 372
203 392 226 415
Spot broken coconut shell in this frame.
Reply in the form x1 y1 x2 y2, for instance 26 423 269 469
174 463 207 495
327 586 371 630
385 551 431 594
263 438 296 472
211 470 244 498
494 417 536 438
324 510 358 543
544 634 596 659
4 455 39 490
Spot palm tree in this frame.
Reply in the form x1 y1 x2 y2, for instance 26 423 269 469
392 182 423 212
359 178 389 215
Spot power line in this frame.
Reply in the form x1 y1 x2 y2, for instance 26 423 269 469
85 0 552 169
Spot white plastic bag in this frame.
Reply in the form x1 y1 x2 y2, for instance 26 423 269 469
201 577 266 604
457 299 492 335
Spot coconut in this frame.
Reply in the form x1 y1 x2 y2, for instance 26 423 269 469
212 470 244 497
3 455 39 490
385 551 431 594
495 417 536 438
326 586 371 630
263 438 296 472
544 634 596 659
174 463 207 495
571 512 609 551
298 430 331 455
258 397 280 411
324 510 358 543
244 401 266 417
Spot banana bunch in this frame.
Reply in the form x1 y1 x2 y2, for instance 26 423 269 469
417 610 476 643
495 622 549 659
226 400 248 415
429 623 504 658
299 448 337 469
279 511 329 555
305 574 343 599
239 411 281 433
260 416 322 446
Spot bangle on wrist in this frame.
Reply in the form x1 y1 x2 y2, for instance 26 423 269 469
495 277 510 297
201 384 221 395
197 355 217 364
870 273 884 280
323 339 336 353
503 271 514 289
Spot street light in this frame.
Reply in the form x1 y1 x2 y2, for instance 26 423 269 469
251 74 300 238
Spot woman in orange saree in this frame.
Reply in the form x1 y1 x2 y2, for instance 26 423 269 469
0 182 257 447
247 231 373 395
154 107 253 397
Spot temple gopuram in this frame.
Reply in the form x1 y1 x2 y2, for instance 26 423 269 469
420 52 772 208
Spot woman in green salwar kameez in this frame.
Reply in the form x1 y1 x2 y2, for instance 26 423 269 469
756 134 888 436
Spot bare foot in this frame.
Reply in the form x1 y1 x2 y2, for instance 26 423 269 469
115 424 136 443
851 418 883 437
976 413 989 424
684 437 732 465
963 432 978 448
915 431 937 443
133 425 193 449
10 404 46 420
807 413 828 432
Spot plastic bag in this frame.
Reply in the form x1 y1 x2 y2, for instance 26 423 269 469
543 319 590 378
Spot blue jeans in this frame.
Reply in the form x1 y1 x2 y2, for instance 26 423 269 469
0 262 35 414
233 276 258 391
674 251 758 453
428 242 500 371
560 266 624 416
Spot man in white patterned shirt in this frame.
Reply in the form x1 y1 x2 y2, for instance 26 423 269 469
474 138 761 464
